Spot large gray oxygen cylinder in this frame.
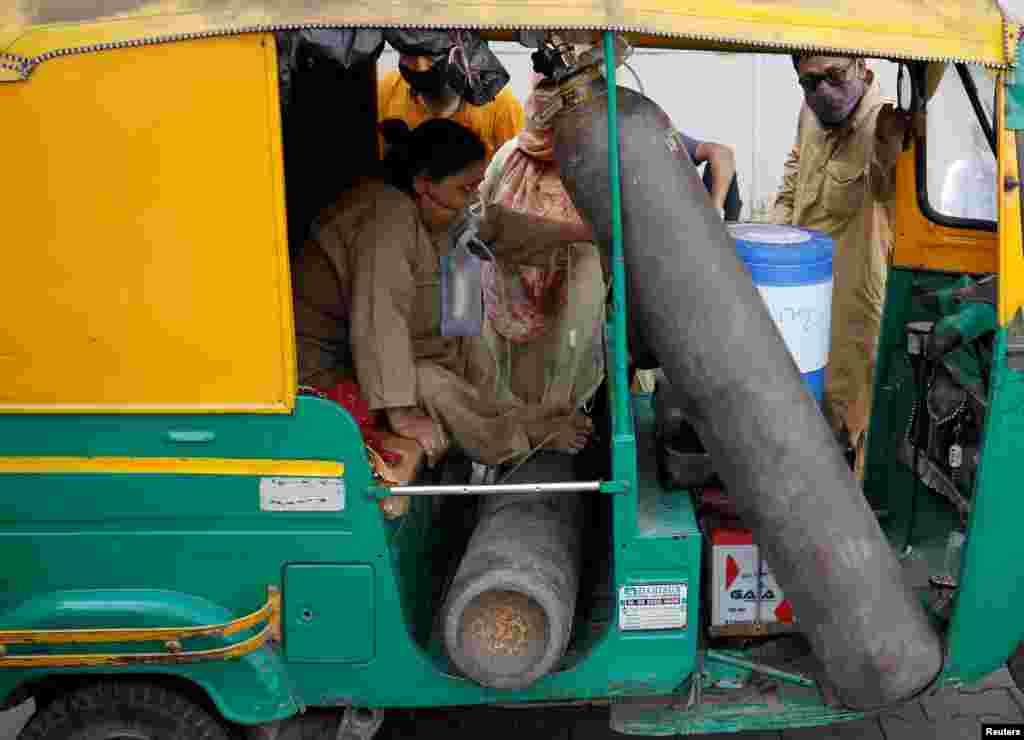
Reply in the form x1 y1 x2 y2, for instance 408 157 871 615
550 75 943 709
442 454 582 690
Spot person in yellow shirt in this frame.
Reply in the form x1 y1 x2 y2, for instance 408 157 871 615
378 53 525 164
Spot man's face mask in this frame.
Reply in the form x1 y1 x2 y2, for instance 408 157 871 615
399 57 448 98
799 59 867 127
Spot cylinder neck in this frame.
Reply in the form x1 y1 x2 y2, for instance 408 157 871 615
553 66 603 113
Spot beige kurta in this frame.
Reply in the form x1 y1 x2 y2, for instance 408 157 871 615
293 179 586 465
773 77 897 446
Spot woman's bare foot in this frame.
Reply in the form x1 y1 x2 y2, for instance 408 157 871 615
526 412 593 454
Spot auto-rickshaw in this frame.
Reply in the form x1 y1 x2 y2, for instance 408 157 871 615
2 1 1023 737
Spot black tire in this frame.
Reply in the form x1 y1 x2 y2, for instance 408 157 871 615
274 713 341 740
1009 642 1024 692
19 681 231 740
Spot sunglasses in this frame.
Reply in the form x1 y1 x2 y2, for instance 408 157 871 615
798 59 857 92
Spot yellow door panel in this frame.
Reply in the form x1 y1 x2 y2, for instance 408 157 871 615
892 144 998 276
997 80 1024 324
0 34 295 413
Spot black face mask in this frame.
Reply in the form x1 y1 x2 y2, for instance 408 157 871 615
805 76 867 128
400 60 448 98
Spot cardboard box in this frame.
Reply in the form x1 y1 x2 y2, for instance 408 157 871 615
709 528 796 632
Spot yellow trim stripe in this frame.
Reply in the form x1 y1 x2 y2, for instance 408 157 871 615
0 625 273 669
0 592 276 646
0 457 343 477
0 403 290 414
0 587 281 668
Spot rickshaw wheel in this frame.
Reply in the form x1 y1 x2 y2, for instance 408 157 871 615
19 681 231 740
1008 642 1024 692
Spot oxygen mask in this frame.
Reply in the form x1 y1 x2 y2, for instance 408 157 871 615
441 203 492 337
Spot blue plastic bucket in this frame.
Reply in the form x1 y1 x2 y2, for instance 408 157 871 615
727 223 834 403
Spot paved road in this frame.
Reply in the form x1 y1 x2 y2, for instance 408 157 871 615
2 669 1022 739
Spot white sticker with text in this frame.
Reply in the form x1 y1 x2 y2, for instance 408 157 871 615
619 582 687 631
259 477 345 512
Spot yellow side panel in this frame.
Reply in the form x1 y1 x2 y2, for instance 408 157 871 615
997 79 1024 324
0 34 296 413
891 143 998 274
0 0 1013 71
0 458 342 476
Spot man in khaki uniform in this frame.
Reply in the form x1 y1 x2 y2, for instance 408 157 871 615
773 55 912 469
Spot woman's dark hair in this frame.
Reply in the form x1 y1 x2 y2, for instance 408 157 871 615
380 118 486 194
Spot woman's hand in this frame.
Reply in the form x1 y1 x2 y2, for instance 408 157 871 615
562 219 594 243
385 406 450 467
481 203 596 249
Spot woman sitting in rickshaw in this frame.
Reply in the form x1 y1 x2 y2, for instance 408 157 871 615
292 118 595 466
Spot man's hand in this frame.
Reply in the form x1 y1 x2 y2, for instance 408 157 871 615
875 104 915 159
385 406 450 467
695 141 736 218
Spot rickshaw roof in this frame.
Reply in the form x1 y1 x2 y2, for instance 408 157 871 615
0 0 1017 80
